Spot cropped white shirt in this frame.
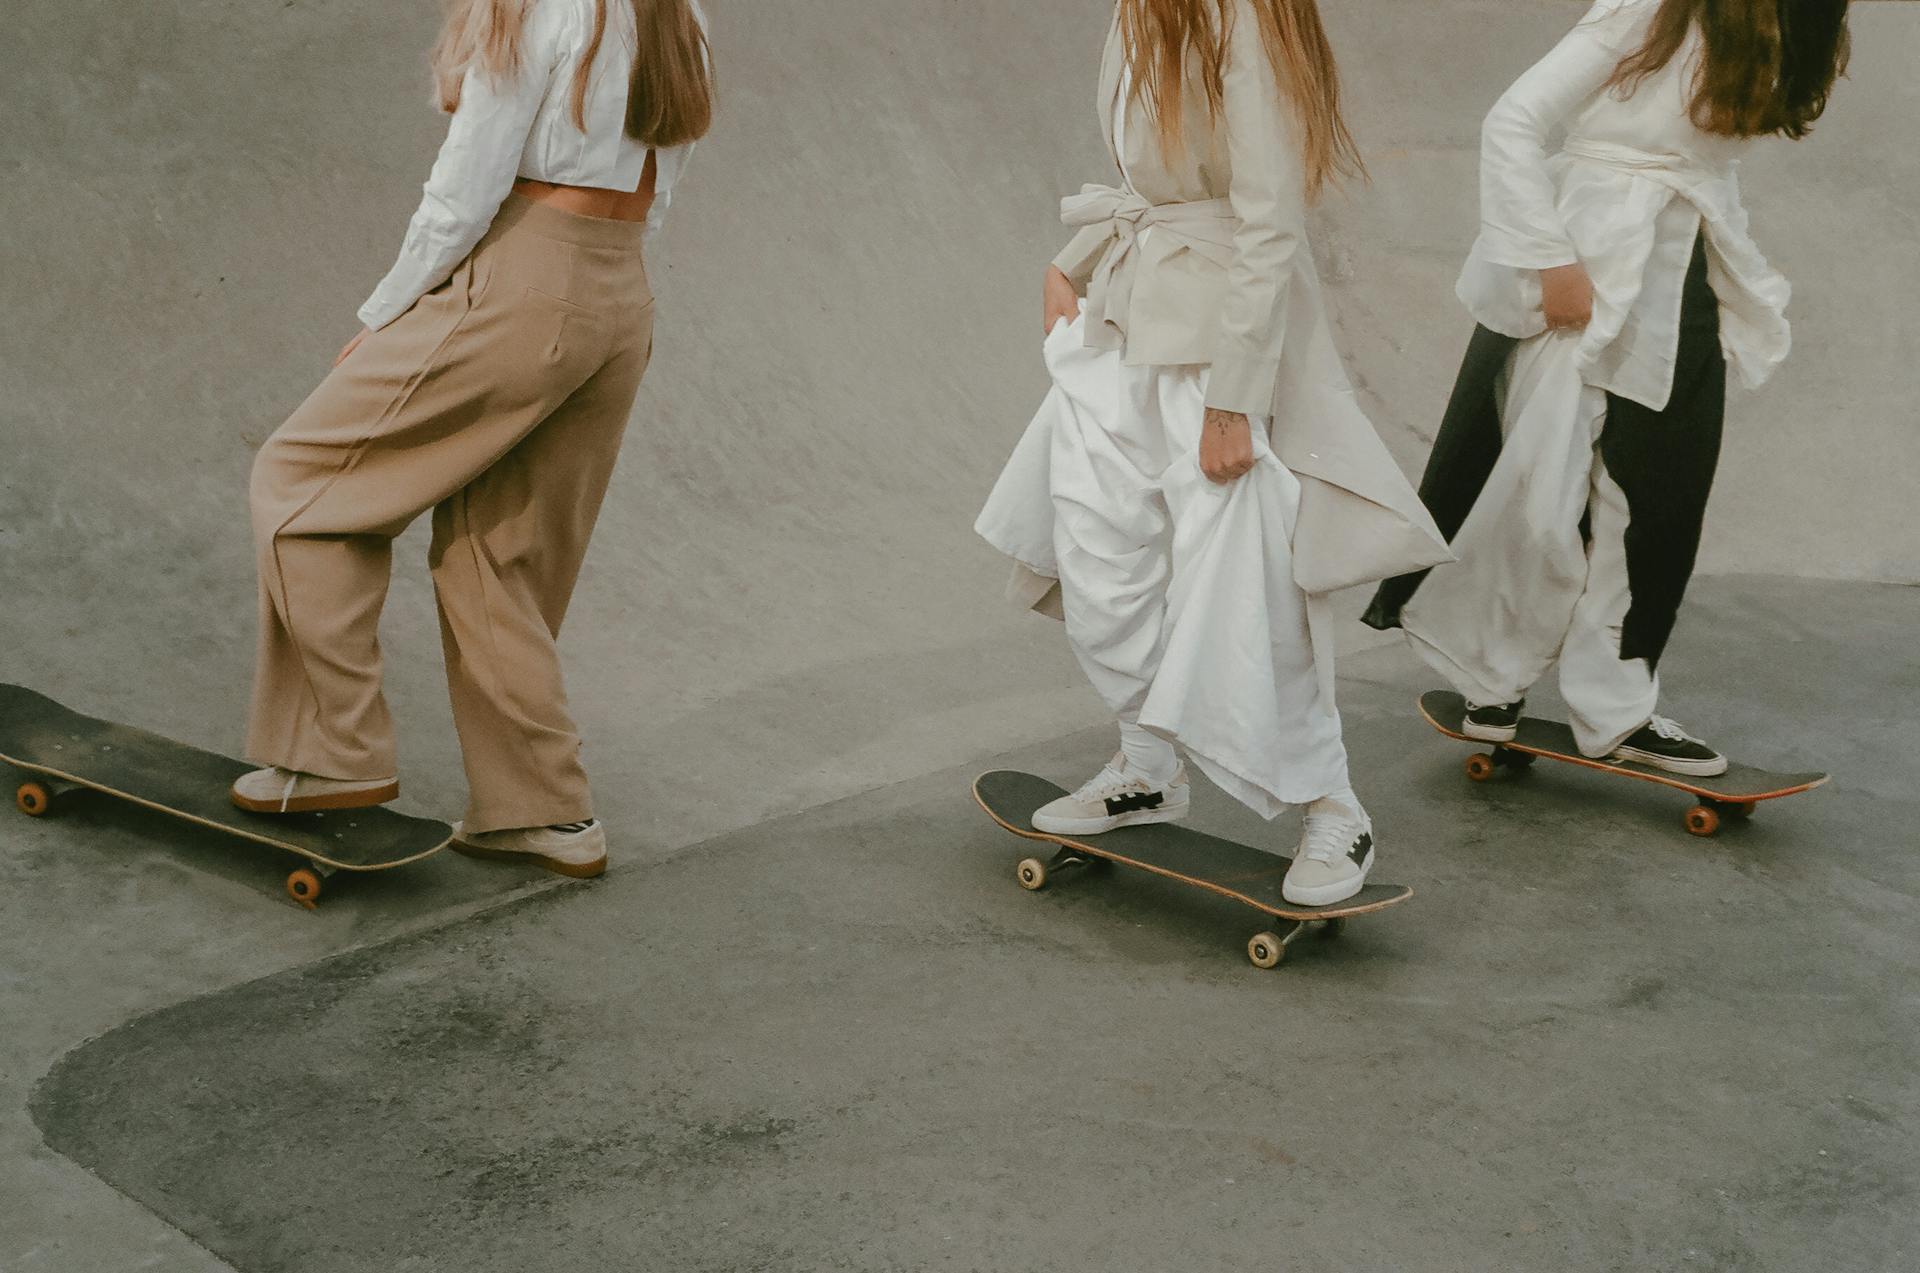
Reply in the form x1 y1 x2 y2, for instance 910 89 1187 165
1457 0 1791 410
359 0 705 331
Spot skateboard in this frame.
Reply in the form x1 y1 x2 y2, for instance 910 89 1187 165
973 770 1412 969
0 684 451 908
1418 690 1828 837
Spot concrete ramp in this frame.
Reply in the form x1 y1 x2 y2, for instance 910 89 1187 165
1 0 1914 851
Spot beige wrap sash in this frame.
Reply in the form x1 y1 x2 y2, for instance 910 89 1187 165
1060 183 1236 351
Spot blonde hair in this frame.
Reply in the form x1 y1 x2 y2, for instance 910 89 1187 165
1117 0 1364 201
431 0 713 147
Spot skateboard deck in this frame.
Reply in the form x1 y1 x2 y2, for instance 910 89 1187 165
973 770 1412 969
1418 689 1828 837
0 684 451 908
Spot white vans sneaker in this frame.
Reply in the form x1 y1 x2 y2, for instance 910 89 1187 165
230 766 399 814
452 820 608 879
1031 753 1190 836
1282 800 1375 907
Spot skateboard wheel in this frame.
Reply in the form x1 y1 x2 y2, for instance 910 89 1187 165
286 868 324 909
1725 801 1756 820
1320 918 1346 940
1500 749 1536 770
1684 805 1720 838
15 781 55 817
1247 932 1286 969
1016 857 1048 891
1464 754 1497 783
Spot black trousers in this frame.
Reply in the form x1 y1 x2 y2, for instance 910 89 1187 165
1364 236 1726 669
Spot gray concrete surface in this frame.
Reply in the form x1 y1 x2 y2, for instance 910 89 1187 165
1 0 1916 1269
29 576 1920 1273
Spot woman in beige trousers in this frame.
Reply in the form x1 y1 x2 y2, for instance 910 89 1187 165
235 0 713 878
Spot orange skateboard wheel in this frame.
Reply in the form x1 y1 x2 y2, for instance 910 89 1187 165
15 781 54 817
1684 805 1720 837
285 868 324 909
1464 754 1497 783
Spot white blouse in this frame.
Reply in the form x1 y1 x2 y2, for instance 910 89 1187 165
1457 0 1791 410
358 0 705 332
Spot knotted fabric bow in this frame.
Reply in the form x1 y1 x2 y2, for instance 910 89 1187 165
1059 183 1236 350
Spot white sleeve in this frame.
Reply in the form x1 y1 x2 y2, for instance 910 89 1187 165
357 16 566 331
1475 0 1653 270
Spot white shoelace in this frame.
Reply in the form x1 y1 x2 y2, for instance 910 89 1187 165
1299 810 1363 865
277 768 299 813
1069 763 1139 803
1647 715 1700 744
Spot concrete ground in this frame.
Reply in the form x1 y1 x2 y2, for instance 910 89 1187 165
1 1 1916 1270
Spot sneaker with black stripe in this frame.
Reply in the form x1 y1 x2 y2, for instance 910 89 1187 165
1031 753 1190 836
1282 801 1375 907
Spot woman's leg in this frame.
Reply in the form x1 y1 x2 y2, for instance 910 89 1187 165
1559 460 1660 755
1143 390 1349 820
1400 331 1607 713
430 306 654 833
246 234 612 789
1561 236 1726 761
1026 324 1191 836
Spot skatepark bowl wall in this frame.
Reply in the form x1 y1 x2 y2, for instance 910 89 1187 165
0 2 1917 1271
0 0 1915 848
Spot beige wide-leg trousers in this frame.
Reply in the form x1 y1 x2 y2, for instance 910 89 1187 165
247 196 654 832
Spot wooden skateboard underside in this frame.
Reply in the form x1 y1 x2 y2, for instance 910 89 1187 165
0 684 449 874
1418 690 1828 836
974 770 1411 968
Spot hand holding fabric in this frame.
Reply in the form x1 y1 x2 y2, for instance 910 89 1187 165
1540 263 1594 330
1199 408 1256 484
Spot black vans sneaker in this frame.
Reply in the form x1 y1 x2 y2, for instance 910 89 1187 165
1463 698 1525 742
1611 716 1728 777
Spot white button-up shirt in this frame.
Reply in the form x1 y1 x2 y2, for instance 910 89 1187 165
1456 0 1791 410
358 0 705 331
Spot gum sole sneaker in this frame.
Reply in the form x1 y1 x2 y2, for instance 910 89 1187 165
1031 755 1191 836
230 766 399 814
1282 808 1375 907
1611 716 1729 777
1462 698 1524 743
452 819 608 879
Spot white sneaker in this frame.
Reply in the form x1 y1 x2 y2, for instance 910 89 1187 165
230 766 399 814
451 819 608 879
1031 753 1190 835
1282 800 1375 907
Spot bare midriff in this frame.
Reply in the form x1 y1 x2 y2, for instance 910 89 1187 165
513 150 658 223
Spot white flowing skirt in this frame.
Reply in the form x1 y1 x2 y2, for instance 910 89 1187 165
1399 331 1658 756
976 310 1349 818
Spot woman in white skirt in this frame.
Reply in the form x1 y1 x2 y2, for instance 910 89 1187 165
1364 0 1853 775
977 0 1448 905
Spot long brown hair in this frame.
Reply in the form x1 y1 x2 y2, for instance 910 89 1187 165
432 0 713 148
1117 0 1364 201
1608 0 1851 139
